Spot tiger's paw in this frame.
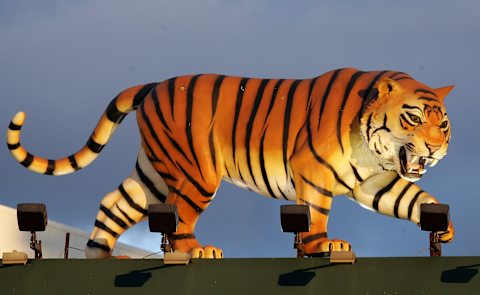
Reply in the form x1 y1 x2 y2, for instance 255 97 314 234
190 245 224 259
305 238 352 255
438 221 454 243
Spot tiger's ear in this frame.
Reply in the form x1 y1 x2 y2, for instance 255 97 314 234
377 78 402 98
435 85 455 101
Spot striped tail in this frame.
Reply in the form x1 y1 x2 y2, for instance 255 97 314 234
6 83 157 176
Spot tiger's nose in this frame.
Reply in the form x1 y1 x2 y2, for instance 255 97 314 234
426 143 441 155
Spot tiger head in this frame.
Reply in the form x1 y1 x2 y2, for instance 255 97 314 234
360 78 454 182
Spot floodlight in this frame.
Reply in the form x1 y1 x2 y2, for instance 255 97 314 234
420 203 449 232
280 205 311 258
148 204 191 265
420 203 450 257
330 250 356 264
2 250 28 265
17 203 47 259
280 205 310 233
148 204 178 233
17 203 47 232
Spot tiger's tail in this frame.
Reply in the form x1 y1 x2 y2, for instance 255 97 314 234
6 83 157 176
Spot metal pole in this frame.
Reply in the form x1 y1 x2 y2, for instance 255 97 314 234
64 232 70 259
429 232 442 257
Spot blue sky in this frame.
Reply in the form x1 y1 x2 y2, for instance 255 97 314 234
1 0 479 257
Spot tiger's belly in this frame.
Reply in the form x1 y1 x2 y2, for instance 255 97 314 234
221 163 297 201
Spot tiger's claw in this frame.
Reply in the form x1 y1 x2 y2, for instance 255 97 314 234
190 246 224 259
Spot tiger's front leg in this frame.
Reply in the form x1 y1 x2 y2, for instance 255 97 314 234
352 171 454 243
291 167 352 256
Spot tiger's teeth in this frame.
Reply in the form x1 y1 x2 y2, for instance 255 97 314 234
420 168 427 175
429 159 438 167
411 156 419 164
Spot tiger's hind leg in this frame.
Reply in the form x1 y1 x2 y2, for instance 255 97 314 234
153 158 224 258
86 177 149 258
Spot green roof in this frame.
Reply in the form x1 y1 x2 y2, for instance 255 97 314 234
1 257 479 294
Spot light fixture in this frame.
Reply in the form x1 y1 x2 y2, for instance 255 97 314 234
2 250 28 265
148 204 191 265
329 250 356 264
280 205 310 258
420 203 450 257
17 203 47 259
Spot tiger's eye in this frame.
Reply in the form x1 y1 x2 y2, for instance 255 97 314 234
440 121 448 128
408 113 422 124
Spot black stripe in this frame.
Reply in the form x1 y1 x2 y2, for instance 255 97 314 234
132 83 158 109
212 75 226 116
7 143 20 150
177 164 214 197
100 205 128 229
135 162 167 203
232 77 249 164
371 114 391 135
373 175 401 211
20 153 34 167
245 79 269 186
186 75 204 176
366 113 373 141
116 204 135 224
276 182 289 200
282 80 301 175
318 69 342 130
140 102 176 165
389 72 407 79
394 182 414 218
164 132 193 165
118 183 148 215
418 96 438 102
105 98 127 124
302 232 328 244
306 115 352 191
168 186 204 214
266 79 283 118
415 88 437 97
168 77 176 120
337 71 364 153
350 163 363 182
158 171 176 181
87 239 111 253
8 121 22 130
259 131 277 198
95 220 119 238
208 130 217 171
68 155 81 171
359 71 388 121
402 104 422 111
168 233 196 240
44 159 55 175
301 175 333 197
224 163 232 179
86 136 105 153
151 88 172 132
306 77 319 111
400 114 416 127
408 190 424 220
209 75 226 172
142 138 160 162
395 76 412 81
300 198 330 216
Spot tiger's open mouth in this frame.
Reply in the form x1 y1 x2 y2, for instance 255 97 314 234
399 146 437 180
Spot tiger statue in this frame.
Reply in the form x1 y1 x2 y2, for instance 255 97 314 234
7 68 454 258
